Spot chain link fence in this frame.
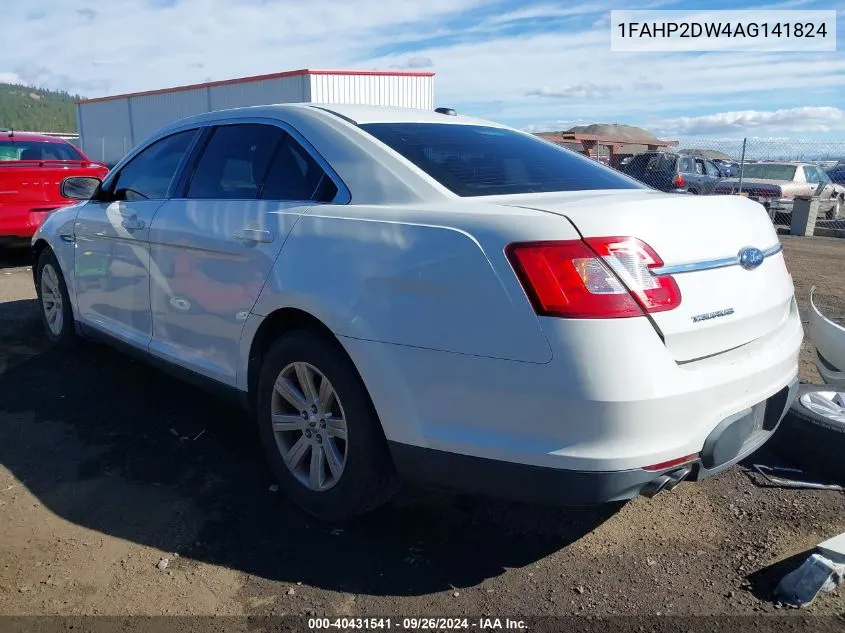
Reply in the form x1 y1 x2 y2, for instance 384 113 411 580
610 137 845 233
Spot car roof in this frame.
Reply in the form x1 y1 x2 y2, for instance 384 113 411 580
0 131 70 144
301 103 505 127
164 102 506 131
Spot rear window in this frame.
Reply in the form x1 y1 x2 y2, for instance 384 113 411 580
741 164 797 180
0 140 83 161
359 123 644 197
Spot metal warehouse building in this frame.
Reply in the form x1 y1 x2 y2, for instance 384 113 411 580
76 68 435 166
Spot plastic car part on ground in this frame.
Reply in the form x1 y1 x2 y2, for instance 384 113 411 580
774 553 844 608
808 286 845 388
768 289 845 483
749 464 843 491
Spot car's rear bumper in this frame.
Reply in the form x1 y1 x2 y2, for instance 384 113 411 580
342 287 803 491
0 203 66 239
389 379 798 505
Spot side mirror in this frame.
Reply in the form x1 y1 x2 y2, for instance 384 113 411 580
61 176 102 201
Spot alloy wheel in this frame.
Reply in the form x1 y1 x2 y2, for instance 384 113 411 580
271 361 348 492
41 263 64 337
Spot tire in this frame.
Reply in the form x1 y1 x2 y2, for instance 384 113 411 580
769 384 845 483
827 196 843 221
35 248 77 348
256 329 399 521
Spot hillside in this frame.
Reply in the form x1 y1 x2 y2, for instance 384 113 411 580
0 84 79 133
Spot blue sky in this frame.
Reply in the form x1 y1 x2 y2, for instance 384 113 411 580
3 0 844 139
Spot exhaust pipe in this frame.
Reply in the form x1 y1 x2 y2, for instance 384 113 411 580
640 465 692 498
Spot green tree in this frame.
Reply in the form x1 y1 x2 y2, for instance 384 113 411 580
0 83 80 132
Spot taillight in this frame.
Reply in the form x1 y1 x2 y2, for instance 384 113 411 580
505 237 682 319
672 173 685 188
643 453 699 472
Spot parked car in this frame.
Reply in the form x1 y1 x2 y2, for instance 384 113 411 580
0 131 109 246
713 159 741 177
31 104 801 520
715 162 843 220
826 162 845 186
622 151 723 194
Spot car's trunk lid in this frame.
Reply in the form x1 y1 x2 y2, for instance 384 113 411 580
0 160 103 207
496 190 795 362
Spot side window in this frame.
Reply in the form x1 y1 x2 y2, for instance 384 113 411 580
187 124 284 200
112 130 197 201
693 159 705 175
678 157 694 173
644 154 675 172
704 160 721 177
261 135 336 202
804 166 820 184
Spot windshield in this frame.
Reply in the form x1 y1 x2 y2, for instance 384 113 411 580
740 164 797 180
0 140 84 162
359 123 645 197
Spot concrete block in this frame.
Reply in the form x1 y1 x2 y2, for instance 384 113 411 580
791 196 821 236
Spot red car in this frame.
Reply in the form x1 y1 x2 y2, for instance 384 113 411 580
0 131 109 245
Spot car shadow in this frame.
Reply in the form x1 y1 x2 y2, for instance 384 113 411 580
745 549 812 603
0 246 31 270
0 298 620 596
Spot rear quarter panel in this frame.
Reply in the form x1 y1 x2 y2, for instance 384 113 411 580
252 204 575 363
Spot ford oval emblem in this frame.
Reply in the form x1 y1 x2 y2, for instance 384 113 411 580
738 247 764 270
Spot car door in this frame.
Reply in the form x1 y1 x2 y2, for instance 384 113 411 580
147 120 338 387
74 128 198 348
813 167 836 205
687 158 708 194
802 165 825 198
702 159 722 194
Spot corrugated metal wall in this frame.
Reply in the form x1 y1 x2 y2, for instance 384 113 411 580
77 72 434 166
310 74 433 109
77 98 133 164
209 74 309 110
129 88 208 145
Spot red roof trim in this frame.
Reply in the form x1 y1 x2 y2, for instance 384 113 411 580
76 68 436 104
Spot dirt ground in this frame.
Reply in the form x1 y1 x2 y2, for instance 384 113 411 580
0 236 843 618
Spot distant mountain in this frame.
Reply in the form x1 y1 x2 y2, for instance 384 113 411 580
0 84 80 133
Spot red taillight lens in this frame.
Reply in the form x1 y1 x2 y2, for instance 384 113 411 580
672 173 685 188
643 453 699 472
505 237 682 319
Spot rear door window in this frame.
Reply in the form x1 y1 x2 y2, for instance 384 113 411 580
704 161 721 177
261 135 336 202
186 124 284 200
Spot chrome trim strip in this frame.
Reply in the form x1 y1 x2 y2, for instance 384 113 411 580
651 243 782 276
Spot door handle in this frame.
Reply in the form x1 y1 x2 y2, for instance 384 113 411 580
234 228 273 243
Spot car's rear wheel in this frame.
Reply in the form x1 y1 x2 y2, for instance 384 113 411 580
256 330 398 521
35 249 76 348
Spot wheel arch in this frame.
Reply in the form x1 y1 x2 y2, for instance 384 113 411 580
245 307 371 417
31 238 52 287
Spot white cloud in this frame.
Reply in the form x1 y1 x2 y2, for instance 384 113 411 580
652 107 845 136
390 56 434 69
2 0 844 138
527 82 622 99
632 78 663 92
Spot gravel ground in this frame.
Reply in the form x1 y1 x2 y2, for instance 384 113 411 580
0 236 843 618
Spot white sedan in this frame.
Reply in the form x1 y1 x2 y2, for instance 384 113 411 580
32 104 802 520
